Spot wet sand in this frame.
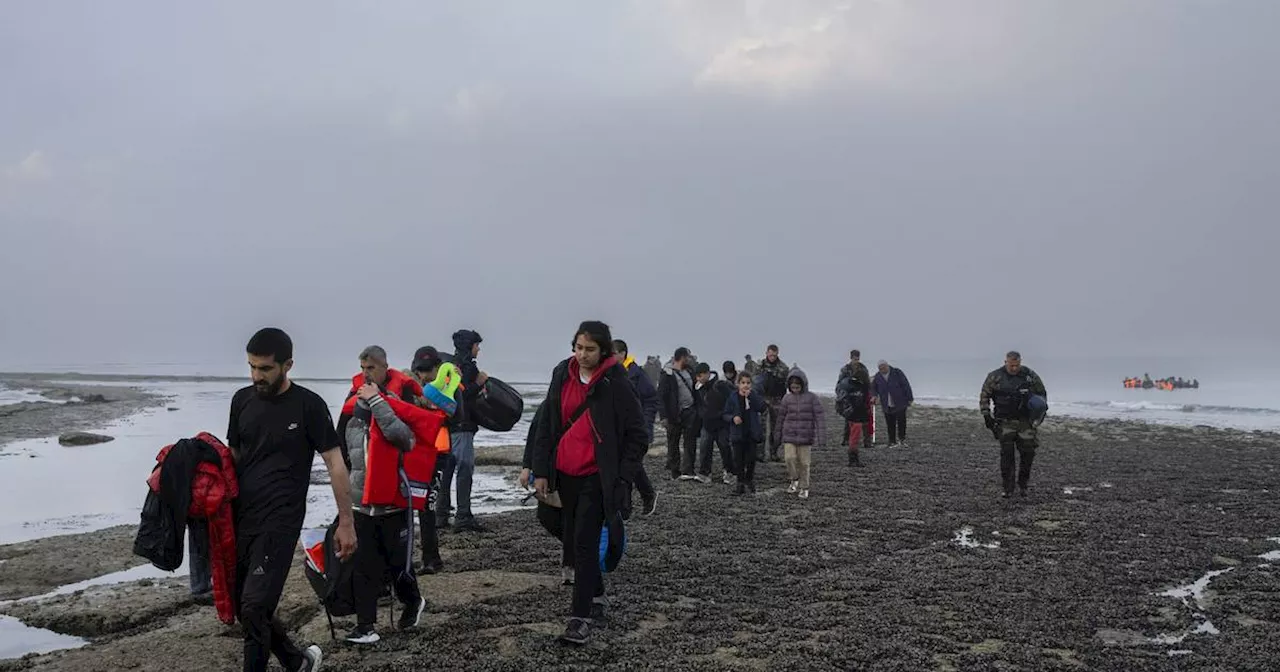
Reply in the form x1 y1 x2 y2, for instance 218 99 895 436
0 375 165 449
2 405 1279 671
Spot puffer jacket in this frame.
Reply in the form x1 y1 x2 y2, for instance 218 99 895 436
778 367 826 446
144 432 238 624
344 391 415 515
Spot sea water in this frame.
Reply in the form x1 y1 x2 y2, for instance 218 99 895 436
0 378 540 545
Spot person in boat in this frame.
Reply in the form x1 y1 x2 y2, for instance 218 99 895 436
1141 373 1154 389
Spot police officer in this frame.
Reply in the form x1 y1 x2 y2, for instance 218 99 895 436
979 351 1048 498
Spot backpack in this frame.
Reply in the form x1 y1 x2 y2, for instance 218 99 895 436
835 377 868 422
471 377 525 432
301 518 359 640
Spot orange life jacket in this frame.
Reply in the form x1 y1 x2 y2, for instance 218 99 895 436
341 384 444 510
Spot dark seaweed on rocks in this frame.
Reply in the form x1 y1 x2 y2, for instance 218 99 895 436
2 404 1279 671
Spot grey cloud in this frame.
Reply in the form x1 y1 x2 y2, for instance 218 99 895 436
1 0 1276 376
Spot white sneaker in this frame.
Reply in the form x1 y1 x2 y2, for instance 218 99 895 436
799 489 810 500
678 474 696 481
787 481 799 494
722 471 735 485
298 645 323 672
694 474 712 484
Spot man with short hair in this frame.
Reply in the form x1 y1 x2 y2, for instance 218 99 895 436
613 339 659 516
659 347 700 480
756 345 789 462
340 346 428 644
838 350 873 449
231 328 353 672
980 351 1048 499
441 329 488 532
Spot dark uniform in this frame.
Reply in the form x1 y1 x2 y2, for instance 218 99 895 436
756 357 789 461
979 365 1047 496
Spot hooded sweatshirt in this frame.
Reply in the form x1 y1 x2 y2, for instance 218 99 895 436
555 355 618 477
778 367 826 446
450 329 483 432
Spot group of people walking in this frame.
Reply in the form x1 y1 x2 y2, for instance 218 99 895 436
208 325 1049 670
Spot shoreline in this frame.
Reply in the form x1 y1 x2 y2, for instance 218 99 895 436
0 379 167 449
2 405 1278 670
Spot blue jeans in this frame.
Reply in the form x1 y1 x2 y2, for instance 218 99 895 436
188 519 213 595
450 431 477 523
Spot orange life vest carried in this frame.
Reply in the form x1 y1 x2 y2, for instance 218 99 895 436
343 372 443 510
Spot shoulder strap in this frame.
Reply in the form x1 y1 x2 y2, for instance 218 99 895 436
562 400 590 434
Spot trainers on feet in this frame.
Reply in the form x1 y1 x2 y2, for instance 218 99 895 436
345 625 379 645
799 489 810 499
722 471 735 485
640 490 658 516
694 474 712 484
562 566 576 586
453 518 487 533
560 617 591 645
398 597 426 630
590 597 608 623
678 474 696 481
786 481 799 494
296 645 323 672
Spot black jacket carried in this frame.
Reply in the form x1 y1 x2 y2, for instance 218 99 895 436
532 358 648 522
133 438 218 571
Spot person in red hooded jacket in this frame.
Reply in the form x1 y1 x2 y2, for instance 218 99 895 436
531 321 647 646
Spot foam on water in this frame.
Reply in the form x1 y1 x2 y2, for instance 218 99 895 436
0 384 73 407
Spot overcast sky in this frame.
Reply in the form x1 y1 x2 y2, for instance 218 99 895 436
1 0 1276 376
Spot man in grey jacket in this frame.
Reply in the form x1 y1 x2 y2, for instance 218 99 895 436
341 346 427 645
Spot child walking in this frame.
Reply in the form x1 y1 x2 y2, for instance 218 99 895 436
778 367 825 499
723 372 766 495
835 372 870 466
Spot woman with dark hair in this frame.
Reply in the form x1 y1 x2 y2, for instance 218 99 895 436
531 320 648 645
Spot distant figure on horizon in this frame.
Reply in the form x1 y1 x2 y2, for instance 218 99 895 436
643 356 662 387
980 351 1048 499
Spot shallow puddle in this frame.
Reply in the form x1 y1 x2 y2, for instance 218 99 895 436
0 614 86 660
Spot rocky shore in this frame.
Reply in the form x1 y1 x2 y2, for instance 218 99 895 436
0 376 165 449
2 405 1278 671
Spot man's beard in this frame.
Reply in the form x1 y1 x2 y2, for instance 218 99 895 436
254 376 285 398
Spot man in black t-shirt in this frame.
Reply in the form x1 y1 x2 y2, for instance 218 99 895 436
230 328 356 672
